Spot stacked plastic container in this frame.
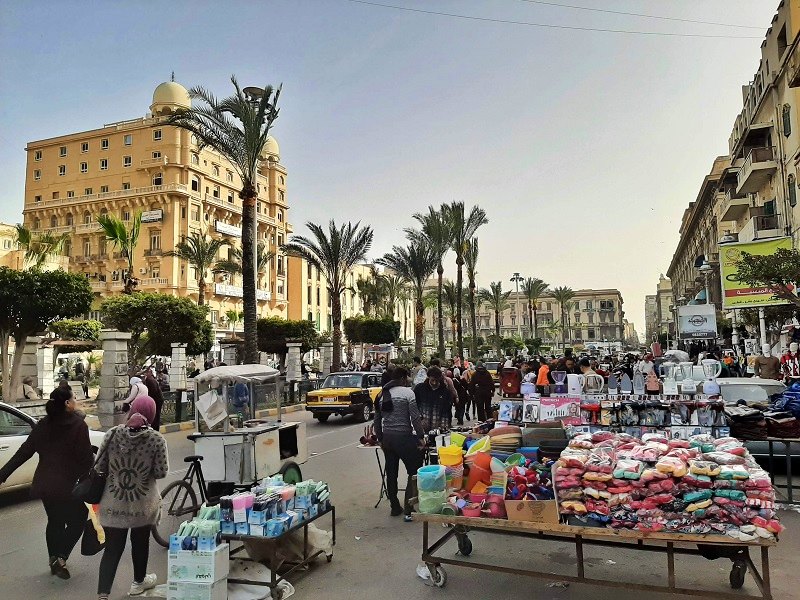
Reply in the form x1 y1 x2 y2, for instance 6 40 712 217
417 465 447 513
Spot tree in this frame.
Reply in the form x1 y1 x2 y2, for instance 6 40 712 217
442 280 460 356
213 241 274 283
225 309 244 332
443 202 488 359
49 319 102 343
282 220 373 372
409 207 451 359
521 277 549 340
376 239 439 356
0 268 93 401
100 292 213 363
464 238 479 360
734 247 800 308
551 286 576 351
164 233 229 306
164 76 282 364
256 317 319 367
477 282 511 353
343 316 400 344
97 212 142 294
14 224 69 270
381 274 406 318
355 271 386 317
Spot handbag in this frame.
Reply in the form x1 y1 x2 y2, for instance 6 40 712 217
72 428 116 504
80 518 105 556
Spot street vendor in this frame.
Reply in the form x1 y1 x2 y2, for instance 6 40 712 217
414 366 453 431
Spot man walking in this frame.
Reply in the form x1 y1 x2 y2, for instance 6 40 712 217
470 361 495 421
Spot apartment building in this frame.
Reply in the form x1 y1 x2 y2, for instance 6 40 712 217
644 295 658 343
21 81 291 327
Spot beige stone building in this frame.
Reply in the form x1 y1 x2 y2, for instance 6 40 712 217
655 274 675 342
644 294 658 343
0 221 69 271
21 81 291 328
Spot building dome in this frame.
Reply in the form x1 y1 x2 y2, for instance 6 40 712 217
260 135 280 161
150 81 190 115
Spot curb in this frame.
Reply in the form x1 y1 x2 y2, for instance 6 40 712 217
158 403 306 433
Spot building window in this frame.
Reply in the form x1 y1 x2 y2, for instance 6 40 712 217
227 192 234 204
122 209 130 221
80 142 89 153
789 174 797 208
153 129 162 141
34 169 41 180
123 134 132 146
181 206 186 220
277 256 284 275
50 215 58 228
213 185 220 198
122 182 131 190
84 187 92 196
280 176 285 184
307 263 313 279
278 210 283 223
316 287 321 305
58 165 66 176
279 190 285 202
51 191 59 199
191 206 199 221
59 146 67 157
152 151 161 159
226 171 233 182
191 153 199 165
83 239 91 257
101 138 109 150
153 172 163 185
34 195 41 203
80 162 88 173
277 234 283 246
100 185 109 193
83 211 91 224
307 285 312 304
67 190 75 198
123 156 132 167
34 150 42 161
33 218 40 229
66 213 73 226
212 165 220 177
210 310 218 324
150 231 161 250
100 158 108 170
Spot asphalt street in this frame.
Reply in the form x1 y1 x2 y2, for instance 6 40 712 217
0 407 798 600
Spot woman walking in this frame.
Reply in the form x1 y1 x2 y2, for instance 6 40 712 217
0 387 93 579
96 395 168 600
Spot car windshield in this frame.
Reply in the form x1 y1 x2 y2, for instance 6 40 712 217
720 382 785 404
485 362 500 371
322 374 363 389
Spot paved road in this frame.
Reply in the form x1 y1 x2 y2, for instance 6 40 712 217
0 409 798 599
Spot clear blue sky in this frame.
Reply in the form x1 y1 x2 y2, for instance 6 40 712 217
0 1 779 336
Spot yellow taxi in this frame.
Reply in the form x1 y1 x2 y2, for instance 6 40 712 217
306 371 383 423
485 361 501 385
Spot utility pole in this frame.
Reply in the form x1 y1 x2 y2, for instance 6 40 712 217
510 272 523 339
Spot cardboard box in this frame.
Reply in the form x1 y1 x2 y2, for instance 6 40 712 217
167 579 227 600
168 544 229 584
504 500 559 524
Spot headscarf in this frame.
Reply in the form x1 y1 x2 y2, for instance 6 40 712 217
130 376 142 385
127 395 156 429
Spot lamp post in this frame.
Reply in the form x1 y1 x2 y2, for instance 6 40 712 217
698 260 713 305
510 272 523 339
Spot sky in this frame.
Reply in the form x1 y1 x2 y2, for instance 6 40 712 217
0 0 781 337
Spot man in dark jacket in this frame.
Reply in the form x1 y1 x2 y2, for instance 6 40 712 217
142 369 164 430
413 366 452 431
470 361 495 421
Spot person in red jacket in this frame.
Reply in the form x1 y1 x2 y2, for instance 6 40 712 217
0 387 93 579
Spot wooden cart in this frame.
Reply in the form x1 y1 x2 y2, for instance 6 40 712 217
413 513 776 599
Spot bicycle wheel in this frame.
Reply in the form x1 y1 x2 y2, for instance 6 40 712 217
152 480 199 548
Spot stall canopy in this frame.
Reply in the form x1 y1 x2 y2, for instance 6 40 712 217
194 364 280 384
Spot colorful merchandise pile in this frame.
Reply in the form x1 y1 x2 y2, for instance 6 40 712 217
168 505 229 600
556 431 785 540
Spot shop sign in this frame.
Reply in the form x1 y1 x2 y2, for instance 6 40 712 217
215 221 242 238
141 209 163 223
720 237 794 309
677 304 717 340
214 283 271 301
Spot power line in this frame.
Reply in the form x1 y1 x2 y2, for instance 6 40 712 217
343 0 763 39
515 0 764 30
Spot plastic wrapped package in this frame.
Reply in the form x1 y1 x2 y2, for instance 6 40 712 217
613 459 645 480
656 456 689 477
686 499 713 512
583 471 613 482
717 465 750 480
744 470 772 489
583 480 608 491
702 451 746 465
608 483 633 494
555 476 582 489
665 447 701 461
569 433 594 449
712 441 747 456
689 460 721 477
713 478 747 490
642 432 669 445
584 486 612 500
558 487 585 500
683 490 712 503
714 489 746 502
591 431 616 444
557 449 590 468
640 468 669 483
667 439 690 449
646 478 676 494
689 434 716 453
560 500 587 514
585 453 614 474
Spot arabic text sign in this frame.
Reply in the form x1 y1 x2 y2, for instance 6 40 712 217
720 237 793 309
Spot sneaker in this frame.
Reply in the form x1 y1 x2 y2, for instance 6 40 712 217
129 573 157 596
403 515 413 523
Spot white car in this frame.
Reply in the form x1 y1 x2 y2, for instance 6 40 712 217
0 402 107 494
717 378 786 405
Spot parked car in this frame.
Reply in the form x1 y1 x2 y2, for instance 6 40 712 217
305 371 382 423
0 401 106 494
717 378 786 405
484 361 501 385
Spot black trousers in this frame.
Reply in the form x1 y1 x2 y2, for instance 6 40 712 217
41 497 87 561
382 432 424 515
97 526 151 594
476 393 493 421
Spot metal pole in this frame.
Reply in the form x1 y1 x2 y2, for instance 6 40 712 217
731 309 740 357
511 273 522 339
759 307 768 347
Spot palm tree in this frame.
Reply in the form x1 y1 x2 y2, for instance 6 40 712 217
13 224 69 270
164 233 229 306
97 212 142 294
164 76 281 364
442 280 460 356
443 202 488 359
398 285 412 341
477 282 511 353
213 241 275 285
225 309 244 333
551 286 576 352
355 271 386 317
521 277 549 340
376 239 438 356
283 220 373 372
381 274 406 318
408 207 451 359
464 238 479 360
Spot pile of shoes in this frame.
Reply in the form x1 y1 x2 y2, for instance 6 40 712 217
725 405 767 441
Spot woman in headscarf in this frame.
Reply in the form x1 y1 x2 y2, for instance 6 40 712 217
95 396 168 600
124 376 149 408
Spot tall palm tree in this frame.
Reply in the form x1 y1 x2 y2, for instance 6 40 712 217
164 76 281 364
381 274 406 318
464 238 479 360
13 224 69 270
442 280 460 356
213 241 275 285
355 271 386 317
283 220 373 372
443 201 488 359
408 207 451 359
97 212 142 294
477 282 511 353
398 285 412 341
551 286 576 352
164 233 229 306
376 239 438 357
521 277 549 340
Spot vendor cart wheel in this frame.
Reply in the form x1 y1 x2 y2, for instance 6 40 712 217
729 560 747 590
326 554 333 563
315 414 330 423
279 461 303 484
427 564 447 588
457 535 472 556
152 480 198 548
354 401 372 423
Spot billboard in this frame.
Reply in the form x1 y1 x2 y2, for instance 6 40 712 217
720 237 794 309
677 304 717 340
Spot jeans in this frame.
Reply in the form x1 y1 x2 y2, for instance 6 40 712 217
97 526 151 594
382 432 424 515
41 498 87 561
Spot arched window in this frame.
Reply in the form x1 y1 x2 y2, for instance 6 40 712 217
63 240 71 257
789 174 797 208
66 213 73 226
83 211 91 224
191 153 199 165
33 218 40 230
153 172 163 186
191 175 200 192
277 210 283 223
212 165 219 177
50 215 58 228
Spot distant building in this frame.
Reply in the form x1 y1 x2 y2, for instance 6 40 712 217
655 274 675 344
0 221 69 271
644 295 658 343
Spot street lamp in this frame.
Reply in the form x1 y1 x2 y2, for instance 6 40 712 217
698 261 713 305
510 272 523 339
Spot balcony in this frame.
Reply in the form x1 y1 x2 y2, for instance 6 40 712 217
112 251 127 260
140 277 169 287
144 248 163 257
89 281 107 292
737 210 783 243
76 222 102 233
718 189 750 222
736 147 777 195
214 282 272 302
30 183 189 208
44 225 72 235
139 156 169 169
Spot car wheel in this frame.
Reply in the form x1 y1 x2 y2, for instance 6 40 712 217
355 401 371 423
315 414 330 423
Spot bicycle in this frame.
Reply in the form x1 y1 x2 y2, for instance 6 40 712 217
152 436 304 548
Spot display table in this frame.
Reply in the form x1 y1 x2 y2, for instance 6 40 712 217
766 437 799 504
220 505 335 600
413 513 776 599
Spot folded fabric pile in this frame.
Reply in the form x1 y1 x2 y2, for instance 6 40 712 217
555 431 784 541
725 405 768 441
764 410 800 438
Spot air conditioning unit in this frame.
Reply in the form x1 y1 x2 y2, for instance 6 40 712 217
719 231 739 244
139 268 148 274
